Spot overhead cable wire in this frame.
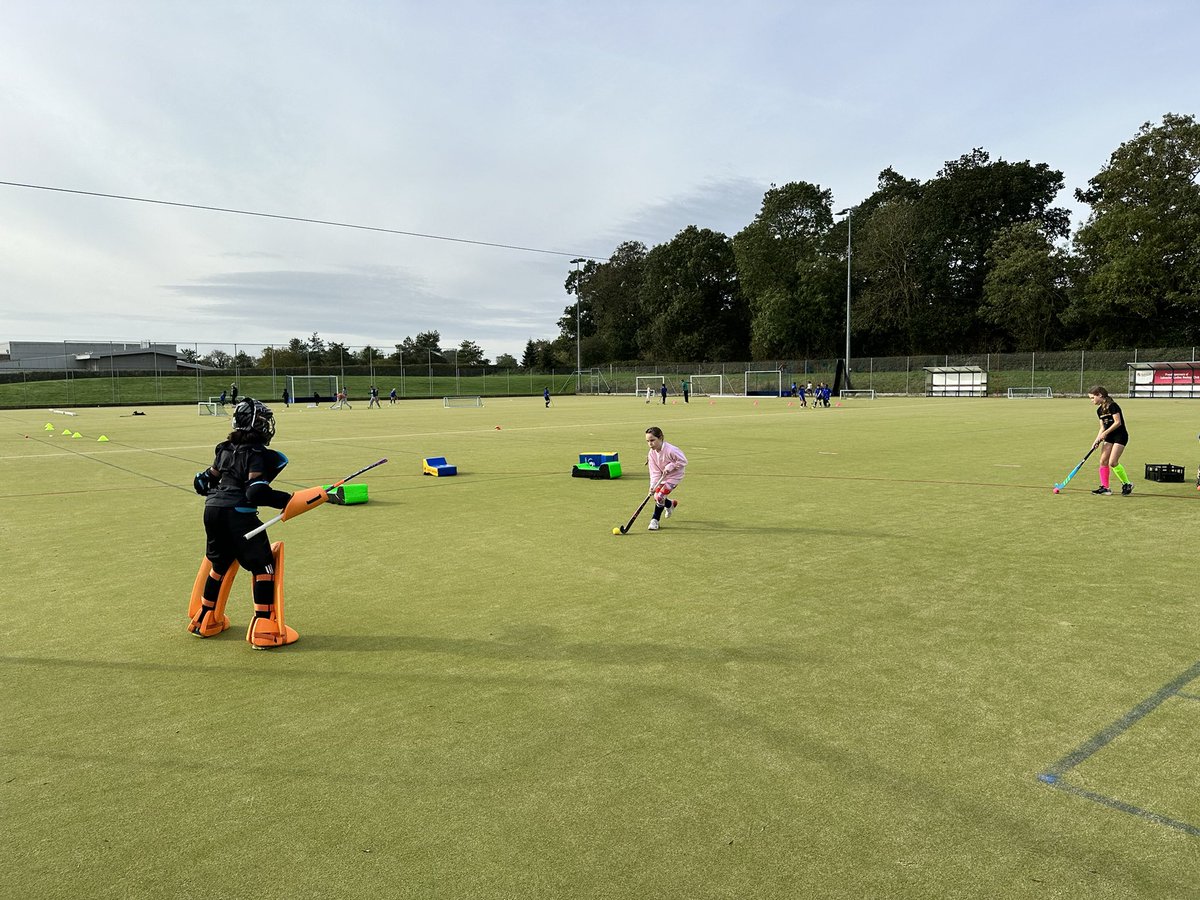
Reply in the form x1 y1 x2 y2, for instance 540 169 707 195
0 180 602 261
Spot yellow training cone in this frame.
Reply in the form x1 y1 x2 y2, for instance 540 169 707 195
72 431 83 438
62 428 72 435
45 423 54 430
97 435 109 442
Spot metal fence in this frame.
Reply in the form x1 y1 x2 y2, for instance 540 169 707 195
2 342 1198 408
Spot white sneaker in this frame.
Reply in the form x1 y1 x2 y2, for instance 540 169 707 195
647 519 659 531
664 499 676 519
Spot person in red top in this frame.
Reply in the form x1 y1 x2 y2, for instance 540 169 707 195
645 426 688 531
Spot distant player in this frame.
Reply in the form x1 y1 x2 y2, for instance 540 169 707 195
368 385 381 408
544 386 551 407
1087 385 1132 495
645 425 687 531
645 386 653 404
389 387 397 405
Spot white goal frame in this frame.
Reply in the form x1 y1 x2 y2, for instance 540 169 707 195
744 370 784 397
839 389 876 400
443 396 484 408
197 400 226 416
690 374 732 397
287 374 339 405
1007 386 1053 399
635 375 666 399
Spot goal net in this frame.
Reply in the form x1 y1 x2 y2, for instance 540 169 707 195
839 389 876 400
287 374 339 406
745 370 783 397
443 396 484 408
635 375 666 399
1007 386 1053 399
197 400 227 416
575 368 613 395
690 374 732 397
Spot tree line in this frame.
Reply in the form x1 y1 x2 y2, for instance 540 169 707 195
180 331 522 371
545 112 1200 364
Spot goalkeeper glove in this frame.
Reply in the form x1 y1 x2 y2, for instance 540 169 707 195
193 470 213 496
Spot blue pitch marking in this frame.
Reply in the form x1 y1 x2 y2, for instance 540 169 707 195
1038 658 1200 837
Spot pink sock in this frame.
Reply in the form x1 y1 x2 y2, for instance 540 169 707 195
1100 466 1111 489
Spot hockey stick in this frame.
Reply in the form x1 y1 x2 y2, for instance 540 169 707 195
617 478 662 534
1055 444 1099 490
244 458 388 538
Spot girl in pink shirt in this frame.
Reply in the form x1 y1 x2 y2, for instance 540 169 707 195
645 426 687 531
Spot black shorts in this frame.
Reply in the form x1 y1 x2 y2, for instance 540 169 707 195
1106 430 1129 447
203 506 275 574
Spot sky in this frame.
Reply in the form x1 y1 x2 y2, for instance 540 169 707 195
2 0 1198 363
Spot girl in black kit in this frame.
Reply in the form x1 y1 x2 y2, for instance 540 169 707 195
1087 385 1132 496
188 398 327 648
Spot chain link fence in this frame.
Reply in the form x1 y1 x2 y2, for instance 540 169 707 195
2 341 1198 408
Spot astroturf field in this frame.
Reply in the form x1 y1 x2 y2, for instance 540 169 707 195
3 395 1200 899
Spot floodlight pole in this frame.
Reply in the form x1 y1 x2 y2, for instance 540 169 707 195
837 207 853 388
571 257 586 394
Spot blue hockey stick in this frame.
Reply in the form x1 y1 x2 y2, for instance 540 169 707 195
1055 444 1099 490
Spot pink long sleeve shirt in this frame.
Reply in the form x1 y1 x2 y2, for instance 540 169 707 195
648 441 688 490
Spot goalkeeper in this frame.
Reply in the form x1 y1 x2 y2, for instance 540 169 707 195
189 397 329 649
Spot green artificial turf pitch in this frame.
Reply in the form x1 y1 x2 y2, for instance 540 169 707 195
3 395 1200 899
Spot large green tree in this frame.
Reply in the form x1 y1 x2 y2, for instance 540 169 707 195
454 340 487 367
848 153 1068 354
1069 113 1200 346
916 149 1069 351
637 226 748 361
393 331 444 362
559 242 647 364
980 222 1070 351
847 168 928 354
521 339 560 370
733 182 839 358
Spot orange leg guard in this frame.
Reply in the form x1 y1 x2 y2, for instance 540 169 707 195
247 541 300 650
187 558 239 637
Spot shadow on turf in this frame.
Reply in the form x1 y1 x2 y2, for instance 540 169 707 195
297 632 805 665
698 519 898 538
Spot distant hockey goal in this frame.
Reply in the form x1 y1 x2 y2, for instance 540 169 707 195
690 374 733 397
443 396 484 408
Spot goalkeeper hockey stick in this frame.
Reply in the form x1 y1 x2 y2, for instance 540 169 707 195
244 457 388 538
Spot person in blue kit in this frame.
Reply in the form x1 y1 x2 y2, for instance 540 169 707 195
544 386 551 407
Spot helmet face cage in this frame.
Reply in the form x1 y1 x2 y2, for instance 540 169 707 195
233 398 276 441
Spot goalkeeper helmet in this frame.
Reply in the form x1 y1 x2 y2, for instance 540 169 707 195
232 398 276 442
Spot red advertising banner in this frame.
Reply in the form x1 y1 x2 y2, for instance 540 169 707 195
1152 369 1200 384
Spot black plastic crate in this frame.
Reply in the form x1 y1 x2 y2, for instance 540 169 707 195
1145 463 1185 482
